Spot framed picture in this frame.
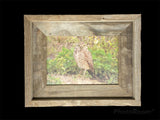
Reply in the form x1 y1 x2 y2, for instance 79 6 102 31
24 15 141 107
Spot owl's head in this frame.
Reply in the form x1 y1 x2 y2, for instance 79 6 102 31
80 43 89 50
74 45 80 51
74 44 81 54
74 42 88 52
79 42 88 49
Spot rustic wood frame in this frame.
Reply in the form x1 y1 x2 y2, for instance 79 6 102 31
24 15 141 107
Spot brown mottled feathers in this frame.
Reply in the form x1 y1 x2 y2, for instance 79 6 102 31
82 46 94 73
74 43 96 78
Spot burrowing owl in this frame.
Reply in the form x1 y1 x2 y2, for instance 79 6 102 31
74 43 95 77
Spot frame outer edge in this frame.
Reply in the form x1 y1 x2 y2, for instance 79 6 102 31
24 15 141 107
133 15 141 105
24 16 33 107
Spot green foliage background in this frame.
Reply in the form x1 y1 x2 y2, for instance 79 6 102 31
47 36 118 84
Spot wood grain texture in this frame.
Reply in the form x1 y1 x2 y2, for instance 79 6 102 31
32 24 47 97
24 15 141 22
132 15 141 101
34 85 132 98
24 15 141 107
24 16 33 106
118 23 133 95
33 22 131 36
26 99 140 107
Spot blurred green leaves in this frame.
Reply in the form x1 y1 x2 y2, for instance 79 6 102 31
89 36 118 80
47 46 79 75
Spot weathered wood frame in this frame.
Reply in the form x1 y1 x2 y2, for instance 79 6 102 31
24 15 141 107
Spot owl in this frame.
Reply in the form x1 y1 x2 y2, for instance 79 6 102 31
74 43 95 77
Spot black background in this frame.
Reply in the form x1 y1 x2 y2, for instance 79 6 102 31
1 0 160 119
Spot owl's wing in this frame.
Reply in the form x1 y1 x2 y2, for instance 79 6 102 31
82 48 94 72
